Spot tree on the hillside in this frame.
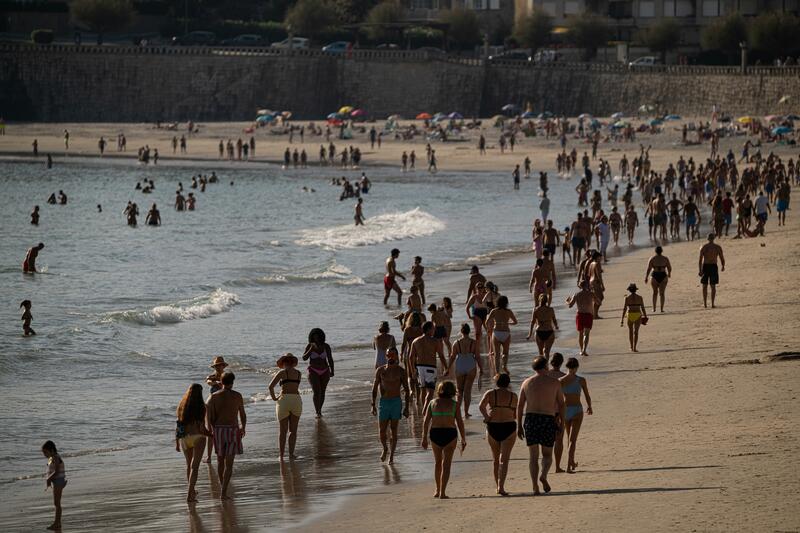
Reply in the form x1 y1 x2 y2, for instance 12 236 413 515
512 11 552 54
748 12 800 60
284 0 338 38
329 0 377 25
566 12 610 61
701 12 747 63
638 18 681 63
365 1 404 42
440 8 480 50
71 0 133 35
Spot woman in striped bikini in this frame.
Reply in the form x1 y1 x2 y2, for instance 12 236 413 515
303 328 335 418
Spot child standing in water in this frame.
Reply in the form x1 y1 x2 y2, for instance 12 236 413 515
42 440 66 531
20 300 35 335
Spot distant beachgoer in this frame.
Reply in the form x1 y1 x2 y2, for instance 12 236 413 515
42 440 66 531
20 299 35 335
58 190 67 205
383 249 405 306
478 373 518 496
466 265 486 303
175 383 211 502
559 357 592 473
371 347 410 464
486 296 518 375
411 256 426 305
47 154 53 168
354 198 365 226
30 205 40 225
465 282 489 360
429 302 452 356
527 293 558 359
373 321 397 368
268 353 302 460
303 328 334 418
698 233 725 308
63 129 69 150
645 246 672 312
446 323 482 418
566 281 595 356
410 321 447 412
145 203 161 226
517 356 565 496
47 193 56 205
204 356 228 463
621 283 647 352
421 381 466 499
206 372 246 500
22 242 44 273
513 165 521 190
546 353 566 472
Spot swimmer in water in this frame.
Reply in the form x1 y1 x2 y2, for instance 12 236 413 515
411 256 426 305
22 242 44 273
145 203 161 226
354 198 365 226
31 205 40 225
20 300 36 335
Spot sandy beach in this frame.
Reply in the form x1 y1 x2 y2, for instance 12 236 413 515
1 116 798 532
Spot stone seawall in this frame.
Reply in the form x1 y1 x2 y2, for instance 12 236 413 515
1 44 799 121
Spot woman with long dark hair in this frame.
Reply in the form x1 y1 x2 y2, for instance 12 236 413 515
303 328 334 418
176 383 211 502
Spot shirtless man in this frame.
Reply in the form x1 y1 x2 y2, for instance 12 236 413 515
528 259 551 305
206 372 246 500
409 321 447 412
624 205 639 245
568 213 589 266
566 281 595 356
684 197 700 240
586 251 605 318
517 356 565 496
145 203 161 226
541 250 557 297
466 265 486 303
22 242 45 273
609 206 622 245
543 220 560 258
411 256 426 305
354 198 365 226
698 233 725 308
371 347 410 464
383 249 405 305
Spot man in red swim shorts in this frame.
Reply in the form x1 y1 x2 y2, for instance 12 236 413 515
566 280 595 356
383 248 405 306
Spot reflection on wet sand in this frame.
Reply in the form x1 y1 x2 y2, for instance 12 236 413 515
280 460 309 514
188 505 206 533
382 464 402 485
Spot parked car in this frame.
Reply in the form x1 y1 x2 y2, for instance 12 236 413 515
221 34 264 46
532 49 559 64
488 49 532 62
270 37 310 49
415 46 447 57
173 31 217 46
376 43 400 50
628 56 658 68
322 41 350 54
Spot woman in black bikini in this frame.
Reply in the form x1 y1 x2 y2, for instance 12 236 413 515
421 381 466 499
645 246 672 312
302 328 334 418
268 353 303 460
478 373 518 496
527 293 559 359
466 283 489 361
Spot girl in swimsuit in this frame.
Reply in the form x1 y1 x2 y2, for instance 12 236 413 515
559 358 592 473
175 383 211 502
446 324 483 418
268 353 302 460
465 284 489 360
421 381 466 499
621 284 647 352
527 293 559 359
485 296 518 375
478 373 518 496
302 328 334 417
373 321 397 369
645 246 672 313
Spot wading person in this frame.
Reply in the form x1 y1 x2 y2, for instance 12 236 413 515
371 347 410 464
207 372 246 500
268 354 303 460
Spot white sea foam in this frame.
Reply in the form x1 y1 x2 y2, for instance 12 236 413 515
294 208 445 250
228 261 364 287
100 289 240 326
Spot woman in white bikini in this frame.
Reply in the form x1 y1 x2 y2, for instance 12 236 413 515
485 296 518 375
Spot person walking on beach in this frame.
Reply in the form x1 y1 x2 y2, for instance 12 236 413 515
486 296 517 375
20 299 36 336
645 246 672 312
206 372 246 500
446 323 482 418
268 354 303 460
42 440 67 531
513 165 521 190
303 328 334 418
354 198 365 226
22 242 44 273
371 347 410 464
621 283 647 352
699 234 725 308
175 383 211 502
373 321 397 368
517 356 564 496
559 358 592 473
145 203 161 226
410 321 447 413
411 256 426 305
527 294 558 359
383 249 405 306
546 354 566 472
566 281 595 357
204 357 228 462
421 381 466 499
478 373 518 496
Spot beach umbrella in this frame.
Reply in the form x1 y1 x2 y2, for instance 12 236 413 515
448 112 463 120
590 118 600 127
416 112 432 120
350 109 366 118
257 109 273 116
327 112 342 120
772 126 792 135
578 113 592 119
611 112 624 119
501 104 521 115
737 116 754 124
614 120 630 128
665 114 681 121
779 95 791 104
650 119 663 126
256 115 273 124
338 106 354 115
521 111 536 119
281 111 292 119
786 114 800 120
387 114 402 121
764 115 781 123
638 104 654 113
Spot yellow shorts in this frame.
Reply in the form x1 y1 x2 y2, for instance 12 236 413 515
181 433 205 450
276 393 302 420
627 311 642 324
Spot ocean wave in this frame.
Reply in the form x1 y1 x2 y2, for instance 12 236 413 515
99 289 240 326
225 261 364 287
294 208 445 250
434 246 530 272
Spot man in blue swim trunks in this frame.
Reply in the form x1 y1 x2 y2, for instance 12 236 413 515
776 180 791 227
371 348 410 464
